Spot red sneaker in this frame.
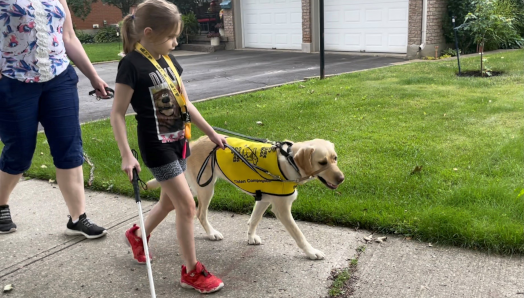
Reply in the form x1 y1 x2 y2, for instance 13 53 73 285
124 224 151 264
180 262 224 294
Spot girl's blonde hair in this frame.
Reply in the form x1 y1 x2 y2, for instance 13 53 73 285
121 0 183 54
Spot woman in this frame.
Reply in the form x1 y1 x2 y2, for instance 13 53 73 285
0 0 107 238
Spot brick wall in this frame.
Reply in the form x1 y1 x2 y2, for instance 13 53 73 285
223 5 235 42
408 0 447 46
70 2 123 30
426 0 446 44
408 0 423 45
302 0 311 43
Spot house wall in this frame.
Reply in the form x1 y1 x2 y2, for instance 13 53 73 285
227 0 448 59
407 0 448 59
70 1 123 33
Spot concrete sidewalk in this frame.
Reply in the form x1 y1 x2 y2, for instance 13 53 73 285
1 179 523 298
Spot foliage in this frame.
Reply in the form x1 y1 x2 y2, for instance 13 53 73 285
68 0 140 19
68 0 94 20
94 26 121 43
460 0 523 50
76 30 95 44
168 0 200 15
441 48 461 57
443 0 477 53
179 12 199 45
443 0 524 54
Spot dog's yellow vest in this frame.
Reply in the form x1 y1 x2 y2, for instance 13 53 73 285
215 138 297 196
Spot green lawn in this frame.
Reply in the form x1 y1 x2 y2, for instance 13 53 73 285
8 50 524 254
82 42 122 63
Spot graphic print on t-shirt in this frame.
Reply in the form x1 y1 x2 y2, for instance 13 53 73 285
148 68 184 143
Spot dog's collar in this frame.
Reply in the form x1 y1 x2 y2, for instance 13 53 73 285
277 142 300 174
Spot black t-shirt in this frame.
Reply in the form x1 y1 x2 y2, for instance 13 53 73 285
116 51 190 168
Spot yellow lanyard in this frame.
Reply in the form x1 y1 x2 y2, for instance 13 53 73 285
134 43 191 139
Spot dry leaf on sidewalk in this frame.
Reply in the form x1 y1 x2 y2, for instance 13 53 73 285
363 235 373 242
3 284 13 293
48 179 55 184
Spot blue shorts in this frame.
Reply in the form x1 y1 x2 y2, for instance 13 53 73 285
0 65 84 174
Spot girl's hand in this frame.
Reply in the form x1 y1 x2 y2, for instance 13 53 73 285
122 155 141 182
209 132 227 150
90 76 109 99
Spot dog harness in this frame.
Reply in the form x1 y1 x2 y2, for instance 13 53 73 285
200 138 298 199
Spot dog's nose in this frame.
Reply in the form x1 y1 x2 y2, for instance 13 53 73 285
162 96 170 103
337 175 345 184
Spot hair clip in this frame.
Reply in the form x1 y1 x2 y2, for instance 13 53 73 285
131 14 135 20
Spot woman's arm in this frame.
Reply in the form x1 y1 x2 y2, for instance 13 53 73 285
180 80 227 149
110 83 141 181
58 0 108 98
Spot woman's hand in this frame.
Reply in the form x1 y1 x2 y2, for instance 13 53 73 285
122 155 141 182
208 132 227 150
90 76 109 99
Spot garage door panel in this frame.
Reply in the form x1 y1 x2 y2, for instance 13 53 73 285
242 0 302 50
325 0 408 53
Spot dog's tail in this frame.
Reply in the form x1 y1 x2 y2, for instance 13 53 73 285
146 178 161 190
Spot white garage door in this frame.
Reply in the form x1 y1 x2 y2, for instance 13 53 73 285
324 0 409 53
241 0 302 50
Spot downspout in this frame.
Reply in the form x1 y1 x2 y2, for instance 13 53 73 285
419 0 428 51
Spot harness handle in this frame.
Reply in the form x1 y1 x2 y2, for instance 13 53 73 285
212 127 270 144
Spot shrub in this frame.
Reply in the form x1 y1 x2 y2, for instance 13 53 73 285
76 30 95 44
94 26 120 43
441 48 461 57
179 12 199 45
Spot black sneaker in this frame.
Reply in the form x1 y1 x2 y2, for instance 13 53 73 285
65 213 107 239
0 205 17 234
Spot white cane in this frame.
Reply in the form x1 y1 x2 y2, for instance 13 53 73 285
132 163 156 298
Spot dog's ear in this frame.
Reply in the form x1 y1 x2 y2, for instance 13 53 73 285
294 146 315 176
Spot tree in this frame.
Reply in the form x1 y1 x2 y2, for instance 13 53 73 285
69 0 205 21
68 0 141 19
68 0 95 20
458 0 522 75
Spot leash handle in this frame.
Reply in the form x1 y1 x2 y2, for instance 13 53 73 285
89 87 115 100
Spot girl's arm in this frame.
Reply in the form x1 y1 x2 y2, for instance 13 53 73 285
59 0 108 98
180 81 227 149
110 83 141 181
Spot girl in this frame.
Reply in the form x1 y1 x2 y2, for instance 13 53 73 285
110 0 226 294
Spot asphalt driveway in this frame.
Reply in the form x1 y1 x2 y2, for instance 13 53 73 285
77 50 406 124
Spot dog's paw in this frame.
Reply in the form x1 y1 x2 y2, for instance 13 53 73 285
305 248 325 260
207 229 224 241
248 235 262 245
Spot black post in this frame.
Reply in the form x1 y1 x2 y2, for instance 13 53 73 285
452 16 461 76
320 0 325 79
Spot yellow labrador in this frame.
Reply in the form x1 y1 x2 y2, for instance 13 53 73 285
147 136 345 260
